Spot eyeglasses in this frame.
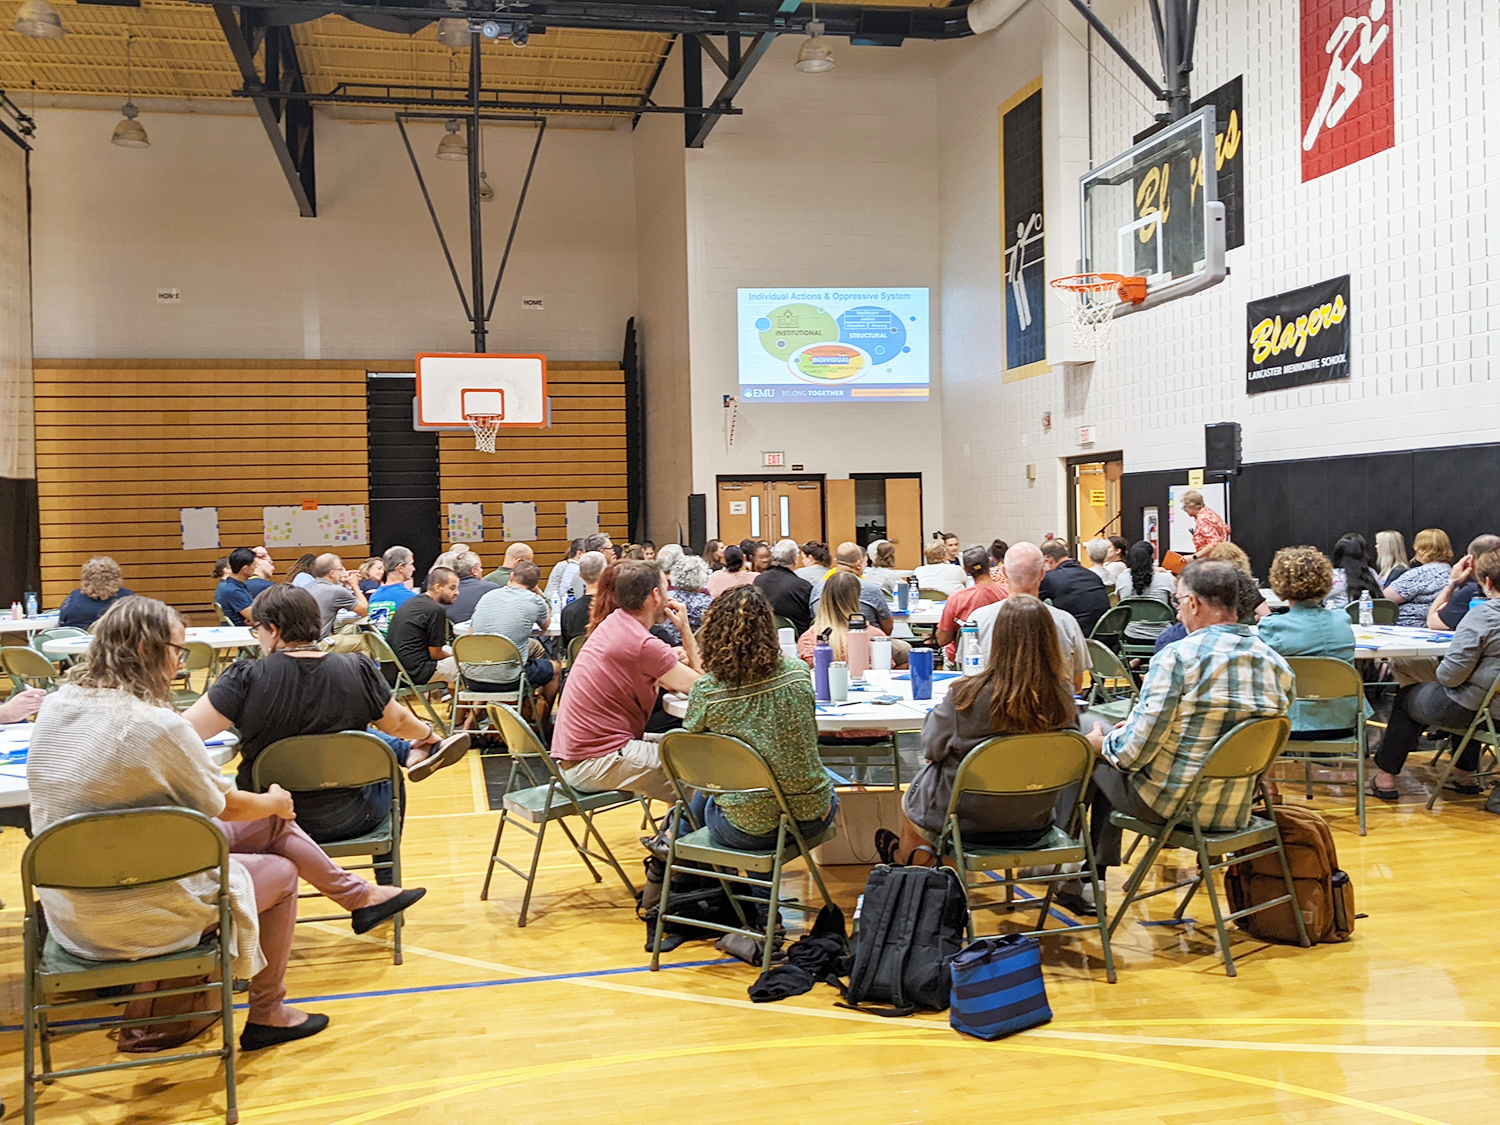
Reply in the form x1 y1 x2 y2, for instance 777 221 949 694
167 642 191 668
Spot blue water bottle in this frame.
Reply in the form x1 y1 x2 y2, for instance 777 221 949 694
813 630 834 702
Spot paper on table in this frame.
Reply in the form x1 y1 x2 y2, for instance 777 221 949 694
566 500 599 541
502 501 537 541
180 507 221 551
448 502 484 543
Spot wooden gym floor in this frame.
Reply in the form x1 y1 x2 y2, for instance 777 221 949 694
0 749 1496 1125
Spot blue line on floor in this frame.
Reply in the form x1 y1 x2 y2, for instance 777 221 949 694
0 958 740 1034
981 871 1082 929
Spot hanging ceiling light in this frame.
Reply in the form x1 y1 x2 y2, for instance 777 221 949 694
478 171 494 203
112 37 149 148
436 118 467 161
14 0 65 39
795 17 835 73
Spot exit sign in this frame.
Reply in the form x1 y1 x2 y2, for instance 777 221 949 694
1078 426 1096 445
762 451 784 468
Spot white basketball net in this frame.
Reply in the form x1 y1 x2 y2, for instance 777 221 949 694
1050 274 1123 352
467 414 502 454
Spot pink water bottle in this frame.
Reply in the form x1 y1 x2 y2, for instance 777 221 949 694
846 613 870 679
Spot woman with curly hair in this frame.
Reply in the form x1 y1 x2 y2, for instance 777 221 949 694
681 586 835 849
1257 546 1363 739
58 556 135 628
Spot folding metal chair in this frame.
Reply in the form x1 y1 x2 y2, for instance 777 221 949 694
30 628 88 668
171 641 219 710
1425 676 1500 810
1088 604 1131 653
1085 639 1139 724
360 631 447 731
1117 597 1175 663
3 647 59 697
935 731 1116 982
1344 599 1398 625
651 730 836 973
22 807 238 1125
1107 716 1309 976
480 704 639 926
251 732 407 963
1279 657 1368 834
451 634 529 733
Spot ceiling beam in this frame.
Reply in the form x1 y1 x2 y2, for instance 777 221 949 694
213 5 317 217
687 30 775 147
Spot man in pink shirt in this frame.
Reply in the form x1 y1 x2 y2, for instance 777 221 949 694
551 560 702 801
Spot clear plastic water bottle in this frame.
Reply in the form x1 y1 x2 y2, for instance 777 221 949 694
960 620 983 675
23 591 38 617
907 575 921 606
1358 589 1373 627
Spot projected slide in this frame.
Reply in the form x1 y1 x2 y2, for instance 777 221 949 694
737 288 930 402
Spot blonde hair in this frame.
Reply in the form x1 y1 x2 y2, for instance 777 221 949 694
78 556 123 601
811 572 864 660
1182 489 1205 508
1412 528 1454 566
357 556 384 581
1201 541 1253 575
66 596 182 706
1375 530 1406 579
923 542 947 565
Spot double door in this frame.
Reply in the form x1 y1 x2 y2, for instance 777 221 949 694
716 478 825 546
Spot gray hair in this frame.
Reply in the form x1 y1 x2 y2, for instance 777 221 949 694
670 553 711 592
654 543 684 573
582 532 611 553
454 550 482 576
578 550 608 584
771 538 800 568
1086 538 1110 564
431 551 458 573
382 545 413 573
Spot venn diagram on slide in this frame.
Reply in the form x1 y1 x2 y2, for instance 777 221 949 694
755 303 914 384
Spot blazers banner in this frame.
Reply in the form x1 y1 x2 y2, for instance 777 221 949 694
1134 75 1244 252
999 77 1047 383
1246 275 1351 395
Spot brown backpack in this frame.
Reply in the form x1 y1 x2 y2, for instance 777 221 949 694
1224 804 1354 945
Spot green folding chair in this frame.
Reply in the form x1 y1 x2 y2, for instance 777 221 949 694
1085 639 1139 724
3 647 59 697
360 631 447 732
773 615 798 636
251 732 407 963
1117 597 1175 662
1108 716 1308 976
452 634 530 733
1425 675 1500 810
22 807 238 1125
1278 658 1368 834
1344 598 1398 625
917 588 949 603
30 628 88 667
935 731 1116 982
171 641 219 710
212 600 237 627
1088 604 1131 652
565 634 586 667
652 730 837 974
480 704 640 926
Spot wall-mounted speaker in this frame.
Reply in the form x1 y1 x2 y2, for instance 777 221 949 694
1205 422 1242 480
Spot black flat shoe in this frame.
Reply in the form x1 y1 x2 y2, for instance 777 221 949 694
240 1013 330 1051
1446 779 1484 795
351 887 426 935
1370 781 1399 802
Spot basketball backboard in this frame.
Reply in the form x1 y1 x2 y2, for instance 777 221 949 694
414 353 548 429
1080 106 1226 316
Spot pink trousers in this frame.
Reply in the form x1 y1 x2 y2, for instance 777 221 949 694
216 816 372 1025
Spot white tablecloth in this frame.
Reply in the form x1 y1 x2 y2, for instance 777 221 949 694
0 614 59 637
0 725 239 809
664 668 955 734
1348 625 1453 661
40 626 257 657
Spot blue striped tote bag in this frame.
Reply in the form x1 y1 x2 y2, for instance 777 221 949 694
948 934 1051 1040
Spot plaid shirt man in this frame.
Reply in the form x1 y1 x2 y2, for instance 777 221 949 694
1101 624 1294 829
1190 505 1232 554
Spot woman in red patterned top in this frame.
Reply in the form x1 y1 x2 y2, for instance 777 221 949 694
1182 490 1231 555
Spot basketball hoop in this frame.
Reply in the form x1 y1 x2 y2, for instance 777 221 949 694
466 413 503 453
1049 273 1147 352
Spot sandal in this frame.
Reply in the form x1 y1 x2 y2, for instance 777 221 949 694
874 829 901 865
1370 780 1399 802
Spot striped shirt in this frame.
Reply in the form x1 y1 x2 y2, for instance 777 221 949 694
463 585 548 683
1102 624 1294 829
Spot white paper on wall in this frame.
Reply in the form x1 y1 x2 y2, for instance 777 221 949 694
262 505 368 548
565 500 599 541
180 507 220 551
1167 484 1226 555
502 501 537 542
448 503 484 543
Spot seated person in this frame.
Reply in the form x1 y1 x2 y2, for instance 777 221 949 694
387 566 460 688
1154 541 1267 649
544 539 587 603
184 585 466 850
970 543 1087 691
1082 562 1294 903
551 560 701 802
1372 549 1500 800
1257 546 1365 738
1384 528 1457 626
560 550 608 648
57 555 135 628
808 542 896 634
1114 540 1178 603
1038 539 1111 634
795 541 832 584
0 685 45 723
912 540 968 597
1425 534 1500 631
1324 533 1384 611
934 545 1008 664
657 554 713 644
306 553 369 638
247 546 276 597
464 562 561 719
356 556 385 596
214 546 259 626
30 596 427 1052
705 545 757 598
212 557 232 584
483 542 533 587
863 540 908 594
680 586 835 849
447 550 502 625
286 554 317 590
898 595 1082 862
367 545 419 617
753 538 815 638
797 571 910 670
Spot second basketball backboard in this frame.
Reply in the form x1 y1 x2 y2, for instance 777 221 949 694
414 353 548 429
1080 106 1226 316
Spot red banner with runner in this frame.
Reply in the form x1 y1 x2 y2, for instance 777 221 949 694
1299 0 1394 182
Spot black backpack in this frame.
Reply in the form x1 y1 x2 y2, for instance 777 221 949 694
639 856 750 952
839 863 968 1016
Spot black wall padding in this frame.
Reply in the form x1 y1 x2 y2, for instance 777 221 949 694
0 475 40 605
366 376 442 578
1121 440 1500 578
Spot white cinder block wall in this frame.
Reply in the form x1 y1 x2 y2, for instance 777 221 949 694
29 109 638 360
936 0 1500 546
